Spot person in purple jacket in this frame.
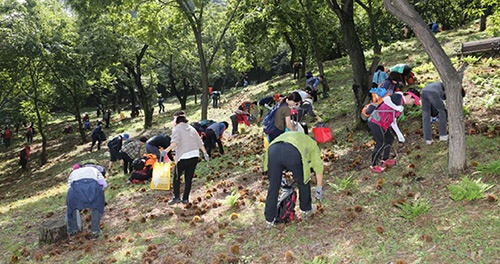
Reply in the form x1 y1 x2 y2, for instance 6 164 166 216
204 121 229 157
367 88 421 173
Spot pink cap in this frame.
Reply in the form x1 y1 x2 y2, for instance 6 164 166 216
72 163 81 170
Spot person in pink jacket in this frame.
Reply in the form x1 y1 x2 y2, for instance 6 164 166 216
367 88 421 173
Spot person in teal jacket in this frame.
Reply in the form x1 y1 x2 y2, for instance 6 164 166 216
263 132 324 226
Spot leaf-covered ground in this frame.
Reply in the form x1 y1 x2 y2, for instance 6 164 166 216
1 24 500 264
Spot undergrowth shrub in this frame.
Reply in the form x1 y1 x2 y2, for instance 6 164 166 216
224 190 240 207
328 174 358 193
396 199 431 222
447 176 494 201
477 160 500 175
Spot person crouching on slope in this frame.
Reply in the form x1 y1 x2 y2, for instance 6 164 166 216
263 132 324 227
367 88 420 173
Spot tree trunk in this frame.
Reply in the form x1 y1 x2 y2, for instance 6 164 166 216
326 0 370 115
123 44 153 128
356 0 381 55
384 0 466 176
39 219 67 245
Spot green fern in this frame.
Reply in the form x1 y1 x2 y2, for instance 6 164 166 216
447 177 494 201
224 190 240 207
396 199 431 222
328 174 358 193
477 160 500 175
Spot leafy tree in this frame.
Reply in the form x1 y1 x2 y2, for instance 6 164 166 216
174 0 243 120
326 0 371 116
384 0 467 176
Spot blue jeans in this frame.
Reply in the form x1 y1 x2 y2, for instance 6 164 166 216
67 209 102 233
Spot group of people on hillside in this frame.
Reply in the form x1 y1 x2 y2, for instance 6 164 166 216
64 62 459 237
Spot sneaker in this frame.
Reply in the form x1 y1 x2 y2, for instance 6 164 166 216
181 199 189 204
90 232 100 240
382 159 396 167
431 117 439 124
68 231 79 237
439 135 448 141
301 204 317 221
426 140 433 145
370 165 385 173
168 197 181 205
265 220 275 229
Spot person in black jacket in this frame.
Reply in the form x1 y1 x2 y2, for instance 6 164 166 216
90 122 105 152
145 134 174 162
107 133 129 172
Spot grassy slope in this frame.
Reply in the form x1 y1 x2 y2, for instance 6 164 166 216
0 23 499 264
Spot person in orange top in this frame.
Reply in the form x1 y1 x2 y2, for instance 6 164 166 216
19 145 31 170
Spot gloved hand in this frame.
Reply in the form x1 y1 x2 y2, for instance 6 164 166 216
203 153 210 162
315 186 323 201
398 135 405 143
394 105 404 112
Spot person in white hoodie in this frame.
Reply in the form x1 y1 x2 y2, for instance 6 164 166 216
164 112 209 205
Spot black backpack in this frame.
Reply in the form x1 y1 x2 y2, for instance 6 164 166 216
132 158 145 171
275 185 297 223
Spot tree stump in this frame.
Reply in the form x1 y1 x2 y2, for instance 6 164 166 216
39 219 67 245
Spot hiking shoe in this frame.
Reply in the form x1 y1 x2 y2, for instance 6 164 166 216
426 140 433 145
90 232 100 241
370 165 385 173
181 199 189 204
382 159 396 167
301 204 317 221
439 135 448 141
168 198 181 205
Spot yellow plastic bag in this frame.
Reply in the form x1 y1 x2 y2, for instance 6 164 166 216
263 135 269 151
150 162 170 190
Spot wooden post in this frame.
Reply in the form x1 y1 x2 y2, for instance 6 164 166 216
39 219 68 245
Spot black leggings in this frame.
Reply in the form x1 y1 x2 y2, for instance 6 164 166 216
368 121 394 166
172 157 199 201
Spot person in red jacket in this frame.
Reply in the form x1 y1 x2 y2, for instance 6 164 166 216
19 145 31 170
2 126 12 148
229 101 257 136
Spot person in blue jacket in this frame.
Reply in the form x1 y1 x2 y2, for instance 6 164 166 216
204 121 229 157
66 164 107 240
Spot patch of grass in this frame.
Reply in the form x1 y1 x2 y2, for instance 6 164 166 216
447 176 494 201
396 198 431 222
328 174 358 193
477 160 500 175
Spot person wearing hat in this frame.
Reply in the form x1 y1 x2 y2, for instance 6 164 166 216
107 133 129 172
120 136 148 174
367 88 421 173
421 82 465 145
66 164 107 240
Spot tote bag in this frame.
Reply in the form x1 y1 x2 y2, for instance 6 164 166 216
150 162 171 190
312 122 333 143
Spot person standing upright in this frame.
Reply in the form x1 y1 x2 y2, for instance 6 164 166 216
164 113 210 205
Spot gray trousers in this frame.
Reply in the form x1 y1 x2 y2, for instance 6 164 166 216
421 90 447 141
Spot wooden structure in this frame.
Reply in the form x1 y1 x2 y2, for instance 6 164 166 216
461 37 500 55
